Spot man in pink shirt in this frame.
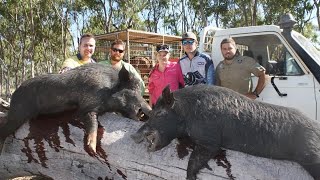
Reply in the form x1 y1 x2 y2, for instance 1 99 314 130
148 44 185 106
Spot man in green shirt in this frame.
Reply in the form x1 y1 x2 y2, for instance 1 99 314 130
99 39 145 95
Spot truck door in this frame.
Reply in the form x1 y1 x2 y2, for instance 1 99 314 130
256 48 316 121
199 27 318 120
231 33 317 120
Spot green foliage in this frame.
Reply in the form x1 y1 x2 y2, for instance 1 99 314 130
300 22 319 43
112 0 148 30
143 0 169 32
0 0 71 92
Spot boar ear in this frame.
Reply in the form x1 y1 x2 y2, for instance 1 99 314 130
162 85 174 107
119 66 130 82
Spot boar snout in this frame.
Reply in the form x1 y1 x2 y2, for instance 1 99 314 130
131 132 144 143
131 124 152 143
140 102 151 116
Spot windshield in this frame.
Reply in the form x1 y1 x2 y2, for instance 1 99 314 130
291 31 320 66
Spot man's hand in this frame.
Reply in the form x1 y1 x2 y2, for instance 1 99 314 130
245 92 258 100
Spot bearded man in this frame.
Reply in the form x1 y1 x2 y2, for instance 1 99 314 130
99 39 145 95
215 38 266 100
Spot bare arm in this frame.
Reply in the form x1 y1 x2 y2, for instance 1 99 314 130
254 70 267 95
246 70 266 99
215 70 221 86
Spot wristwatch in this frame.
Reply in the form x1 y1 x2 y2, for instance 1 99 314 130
253 91 259 98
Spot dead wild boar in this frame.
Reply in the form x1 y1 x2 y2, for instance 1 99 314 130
131 85 320 180
0 63 151 153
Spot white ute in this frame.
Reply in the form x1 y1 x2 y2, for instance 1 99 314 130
199 14 320 121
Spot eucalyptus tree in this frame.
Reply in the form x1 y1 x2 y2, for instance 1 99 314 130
143 0 169 33
111 0 148 30
314 0 320 30
261 0 312 26
293 0 314 33
198 0 227 27
0 0 39 91
188 0 216 28
180 0 204 33
0 0 71 98
79 0 115 33
260 0 316 40
235 0 258 26
163 0 182 35
216 0 262 28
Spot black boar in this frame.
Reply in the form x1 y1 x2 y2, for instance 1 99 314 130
131 85 320 180
0 63 151 153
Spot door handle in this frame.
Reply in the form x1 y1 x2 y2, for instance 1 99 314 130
271 77 288 97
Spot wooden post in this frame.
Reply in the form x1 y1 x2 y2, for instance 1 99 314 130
126 29 130 63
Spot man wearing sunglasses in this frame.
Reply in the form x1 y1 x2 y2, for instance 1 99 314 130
59 33 96 73
179 32 215 86
99 39 145 95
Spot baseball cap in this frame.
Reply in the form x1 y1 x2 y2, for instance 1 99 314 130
182 32 197 41
156 44 170 52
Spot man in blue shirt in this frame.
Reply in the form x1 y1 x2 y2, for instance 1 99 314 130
179 32 215 86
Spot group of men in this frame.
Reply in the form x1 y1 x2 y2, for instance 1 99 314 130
59 34 145 95
179 32 266 99
59 32 266 101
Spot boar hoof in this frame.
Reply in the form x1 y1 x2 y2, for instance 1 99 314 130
87 132 97 153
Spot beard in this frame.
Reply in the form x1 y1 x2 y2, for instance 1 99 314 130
223 53 235 60
224 57 233 60
111 54 123 62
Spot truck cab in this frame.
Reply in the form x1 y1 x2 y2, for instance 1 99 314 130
199 14 320 121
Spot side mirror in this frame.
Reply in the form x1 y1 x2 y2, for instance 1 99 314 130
267 61 285 76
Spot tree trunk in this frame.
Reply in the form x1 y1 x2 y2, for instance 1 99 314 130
314 0 320 30
252 0 258 26
199 0 207 28
0 113 313 180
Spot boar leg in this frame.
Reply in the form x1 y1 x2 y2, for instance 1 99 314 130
82 111 98 153
0 107 37 154
186 145 217 180
303 163 320 179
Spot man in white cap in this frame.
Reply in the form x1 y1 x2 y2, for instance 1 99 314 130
179 32 215 86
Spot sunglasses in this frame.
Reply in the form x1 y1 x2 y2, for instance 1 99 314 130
182 40 195 45
111 47 124 53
